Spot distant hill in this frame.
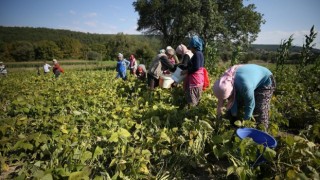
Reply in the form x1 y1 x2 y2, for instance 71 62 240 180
0 26 150 45
250 44 320 53
0 26 319 53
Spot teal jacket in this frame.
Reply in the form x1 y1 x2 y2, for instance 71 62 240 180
230 64 272 119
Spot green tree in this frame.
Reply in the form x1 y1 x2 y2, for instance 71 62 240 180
34 40 61 60
56 37 82 59
90 43 107 60
133 0 264 47
0 42 13 61
9 41 35 61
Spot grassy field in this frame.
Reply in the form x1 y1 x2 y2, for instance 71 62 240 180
4 60 116 72
5 59 273 71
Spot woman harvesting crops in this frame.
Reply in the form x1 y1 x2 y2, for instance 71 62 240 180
213 64 276 129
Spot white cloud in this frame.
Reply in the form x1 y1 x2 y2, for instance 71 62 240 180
84 12 97 18
69 10 76 15
84 21 97 27
72 21 80 25
255 30 320 49
124 25 140 34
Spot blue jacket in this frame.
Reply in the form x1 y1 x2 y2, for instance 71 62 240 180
116 59 130 72
230 64 273 119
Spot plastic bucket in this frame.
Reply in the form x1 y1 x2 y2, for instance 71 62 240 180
172 67 186 83
236 128 277 166
159 75 174 88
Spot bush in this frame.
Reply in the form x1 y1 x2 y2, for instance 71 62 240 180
87 51 102 60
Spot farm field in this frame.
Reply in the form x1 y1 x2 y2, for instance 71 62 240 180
4 60 116 72
0 62 319 179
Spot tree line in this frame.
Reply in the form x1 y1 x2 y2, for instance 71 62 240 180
0 26 162 63
0 0 267 63
1 26 319 65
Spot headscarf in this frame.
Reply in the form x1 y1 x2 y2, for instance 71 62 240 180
165 46 175 56
188 35 204 51
176 44 193 59
213 65 242 116
129 54 135 60
129 54 136 67
159 49 165 54
118 53 123 59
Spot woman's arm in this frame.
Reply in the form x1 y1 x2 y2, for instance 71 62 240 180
187 52 202 74
160 56 175 72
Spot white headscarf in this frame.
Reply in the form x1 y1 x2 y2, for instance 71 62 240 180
176 44 193 58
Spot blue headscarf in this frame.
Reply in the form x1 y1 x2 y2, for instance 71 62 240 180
188 35 204 51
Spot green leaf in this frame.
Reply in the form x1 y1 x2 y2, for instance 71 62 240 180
60 125 68 134
211 135 223 145
234 120 242 127
18 116 28 121
139 163 149 174
263 147 276 161
118 128 131 138
18 134 26 139
284 135 295 146
152 105 158 110
236 167 246 180
141 149 152 159
40 173 53 180
109 158 117 167
81 151 92 163
199 120 213 131
69 167 91 180
227 166 236 176
68 171 89 180
34 161 41 167
108 132 119 142
160 131 171 143
93 146 103 159
286 169 297 179
73 110 82 116
23 143 33 150
33 170 45 178
307 141 316 148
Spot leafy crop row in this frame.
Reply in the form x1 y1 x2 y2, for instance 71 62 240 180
0 65 319 179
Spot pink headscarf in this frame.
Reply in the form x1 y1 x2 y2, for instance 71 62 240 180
129 54 136 67
213 65 243 116
176 44 193 59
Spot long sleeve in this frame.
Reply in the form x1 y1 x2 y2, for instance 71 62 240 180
233 64 273 120
242 87 255 120
160 56 175 72
116 61 121 72
124 59 130 68
180 54 191 70
188 51 204 74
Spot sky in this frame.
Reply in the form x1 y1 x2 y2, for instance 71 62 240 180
0 0 319 49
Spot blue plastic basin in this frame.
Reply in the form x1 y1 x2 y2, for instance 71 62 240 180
236 128 277 148
236 128 277 166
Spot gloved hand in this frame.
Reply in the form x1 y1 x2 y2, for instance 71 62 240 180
172 64 178 72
